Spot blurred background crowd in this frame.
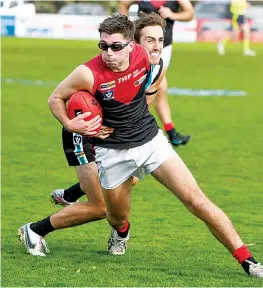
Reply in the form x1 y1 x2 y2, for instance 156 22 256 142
1 0 262 18
1 0 263 43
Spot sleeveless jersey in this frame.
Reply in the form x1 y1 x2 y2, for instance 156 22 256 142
145 58 163 91
137 0 179 47
84 44 159 149
230 0 247 15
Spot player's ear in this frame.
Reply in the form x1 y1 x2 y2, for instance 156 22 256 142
128 40 135 52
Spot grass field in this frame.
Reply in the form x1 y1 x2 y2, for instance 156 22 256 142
1 37 263 287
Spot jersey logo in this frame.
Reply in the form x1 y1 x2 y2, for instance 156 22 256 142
101 81 116 90
133 67 146 78
134 74 147 87
103 90 114 101
118 73 132 84
73 134 82 144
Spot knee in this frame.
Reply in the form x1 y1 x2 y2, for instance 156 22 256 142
94 202 107 219
83 201 107 220
183 192 210 215
132 176 139 186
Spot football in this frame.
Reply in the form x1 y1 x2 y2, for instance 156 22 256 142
67 90 103 134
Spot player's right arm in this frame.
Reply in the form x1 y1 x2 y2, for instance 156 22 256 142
48 65 102 136
119 0 136 15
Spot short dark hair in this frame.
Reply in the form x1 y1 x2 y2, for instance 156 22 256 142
134 12 166 43
99 13 135 41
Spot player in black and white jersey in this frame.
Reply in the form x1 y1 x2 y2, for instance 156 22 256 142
120 0 194 147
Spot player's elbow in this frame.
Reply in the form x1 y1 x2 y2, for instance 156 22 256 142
186 8 194 21
48 91 60 109
48 93 55 108
189 7 195 21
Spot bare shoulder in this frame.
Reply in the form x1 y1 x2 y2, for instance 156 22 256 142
70 65 94 88
54 64 94 95
73 65 93 78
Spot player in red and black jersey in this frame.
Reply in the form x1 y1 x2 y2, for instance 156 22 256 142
17 13 263 279
120 0 194 147
54 12 165 204
18 12 165 253
83 43 157 148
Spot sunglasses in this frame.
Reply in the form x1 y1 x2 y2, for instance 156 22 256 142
98 41 130 51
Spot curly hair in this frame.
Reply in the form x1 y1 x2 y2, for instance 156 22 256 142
134 12 166 43
99 13 135 41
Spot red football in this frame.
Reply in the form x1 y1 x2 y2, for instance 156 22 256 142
67 90 103 134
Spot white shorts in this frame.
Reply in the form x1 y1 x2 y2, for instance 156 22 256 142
95 129 175 189
161 45 172 69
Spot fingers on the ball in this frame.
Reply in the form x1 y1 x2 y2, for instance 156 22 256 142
85 115 101 125
93 123 102 130
93 115 101 121
80 112 91 118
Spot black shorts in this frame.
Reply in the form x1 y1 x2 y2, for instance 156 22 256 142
62 128 95 166
229 14 245 30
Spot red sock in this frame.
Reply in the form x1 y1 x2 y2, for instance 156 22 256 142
117 219 129 233
232 245 252 264
164 123 174 132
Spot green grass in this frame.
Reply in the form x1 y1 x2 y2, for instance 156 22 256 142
1 37 263 287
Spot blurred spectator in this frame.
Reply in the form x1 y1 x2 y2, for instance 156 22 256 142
194 1 231 19
58 2 106 16
217 0 256 56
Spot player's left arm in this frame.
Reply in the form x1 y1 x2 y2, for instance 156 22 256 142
158 0 194 21
145 67 166 106
119 0 136 15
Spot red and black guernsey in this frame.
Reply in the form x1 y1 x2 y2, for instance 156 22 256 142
137 0 179 48
84 44 159 149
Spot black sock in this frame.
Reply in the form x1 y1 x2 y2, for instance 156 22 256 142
166 128 177 139
117 222 130 238
64 182 85 202
30 216 55 237
241 257 257 275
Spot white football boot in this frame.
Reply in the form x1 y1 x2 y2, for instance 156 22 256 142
217 43 225 55
51 189 78 206
243 49 256 56
108 229 130 255
18 223 50 256
245 260 263 278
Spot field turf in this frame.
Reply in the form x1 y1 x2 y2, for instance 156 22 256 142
1 37 263 287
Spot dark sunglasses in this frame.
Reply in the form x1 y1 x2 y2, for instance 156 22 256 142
98 41 130 51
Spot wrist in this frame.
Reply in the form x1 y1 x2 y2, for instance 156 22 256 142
171 13 177 21
63 119 72 131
